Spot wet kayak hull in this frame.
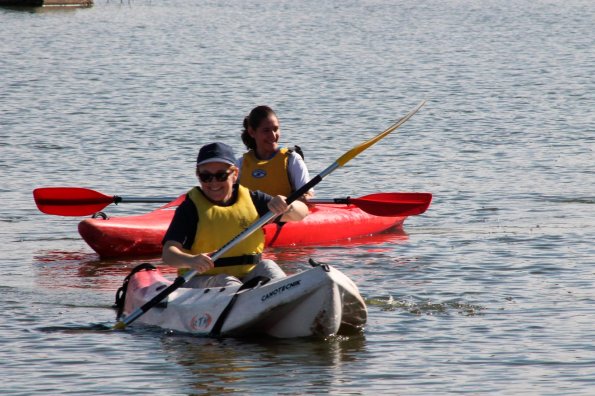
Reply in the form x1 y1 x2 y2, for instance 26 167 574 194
79 199 406 258
117 263 367 338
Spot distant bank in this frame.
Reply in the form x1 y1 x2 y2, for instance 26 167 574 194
0 0 92 6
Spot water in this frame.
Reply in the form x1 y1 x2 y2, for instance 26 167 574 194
1 0 594 394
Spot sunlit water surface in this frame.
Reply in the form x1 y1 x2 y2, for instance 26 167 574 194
1 0 594 394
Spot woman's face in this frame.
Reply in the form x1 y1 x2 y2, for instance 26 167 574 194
249 114 280 159
197 162 238 204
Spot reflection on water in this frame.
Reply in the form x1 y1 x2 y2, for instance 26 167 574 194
266 227 409 267
161 332 367 394
31 226 409 289
32 249 177 290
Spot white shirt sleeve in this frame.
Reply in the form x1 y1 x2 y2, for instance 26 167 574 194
287 152 313 193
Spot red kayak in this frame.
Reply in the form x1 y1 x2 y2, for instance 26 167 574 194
77 193 430 258
35 105 431 259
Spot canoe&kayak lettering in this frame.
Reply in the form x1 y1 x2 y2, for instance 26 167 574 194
261 280 301 302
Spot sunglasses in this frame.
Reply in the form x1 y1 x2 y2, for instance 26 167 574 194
198 169 233 183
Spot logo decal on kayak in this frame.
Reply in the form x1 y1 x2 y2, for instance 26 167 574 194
261 280 301 302
190 312 212 330
252 169 267 178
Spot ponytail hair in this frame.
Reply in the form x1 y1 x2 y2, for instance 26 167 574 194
241 105 277 150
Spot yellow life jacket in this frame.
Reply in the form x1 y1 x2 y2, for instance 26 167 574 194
239 148 293 196
184 185 264 278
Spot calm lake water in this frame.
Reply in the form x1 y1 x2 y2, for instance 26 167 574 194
1 0 594 394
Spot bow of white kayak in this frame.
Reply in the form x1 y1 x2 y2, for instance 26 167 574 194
117 262 367 338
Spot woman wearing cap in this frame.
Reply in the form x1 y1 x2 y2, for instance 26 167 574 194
162 142 309 288
239 106 313 199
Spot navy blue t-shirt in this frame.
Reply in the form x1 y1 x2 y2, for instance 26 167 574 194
162 185 274 250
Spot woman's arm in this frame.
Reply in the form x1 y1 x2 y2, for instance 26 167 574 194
288 152 314 199
162 241 215 273
267 195 309 222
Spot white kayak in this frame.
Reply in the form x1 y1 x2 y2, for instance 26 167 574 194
115 261 367 338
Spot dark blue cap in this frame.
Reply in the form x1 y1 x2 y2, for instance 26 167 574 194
196 142 236 167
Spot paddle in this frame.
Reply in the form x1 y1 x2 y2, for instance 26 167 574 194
309 192 432 217
32 187 179 216
33 187 432 217
113 99 426 329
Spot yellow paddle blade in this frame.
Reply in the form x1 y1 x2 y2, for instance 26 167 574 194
336 100 426 167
